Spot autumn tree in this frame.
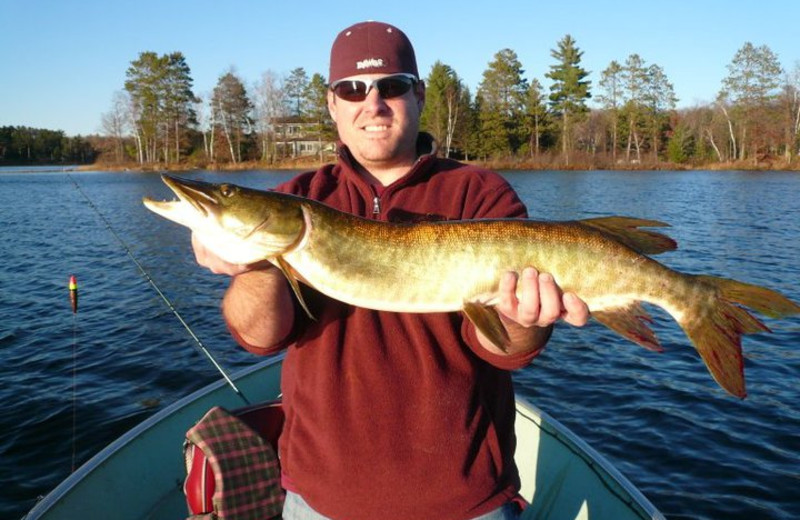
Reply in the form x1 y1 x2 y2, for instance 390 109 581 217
546 34 591 165
211 71 254 164
718 42 783 161
779 61 800 161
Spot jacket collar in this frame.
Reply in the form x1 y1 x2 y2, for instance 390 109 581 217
335 132 438 191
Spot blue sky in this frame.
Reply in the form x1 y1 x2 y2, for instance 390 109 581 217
2 0 797 136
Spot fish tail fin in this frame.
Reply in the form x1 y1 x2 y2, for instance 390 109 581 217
680 276 800 399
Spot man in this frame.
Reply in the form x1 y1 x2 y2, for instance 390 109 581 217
193 21 589 520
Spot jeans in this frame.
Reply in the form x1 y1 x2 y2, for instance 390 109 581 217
282 490 520 520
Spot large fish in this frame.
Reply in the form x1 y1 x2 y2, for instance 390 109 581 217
144 174 800 398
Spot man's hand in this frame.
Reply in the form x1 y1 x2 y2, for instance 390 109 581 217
192 233 271 276
476 267 590 356
191 233 295 351
497 267 589 328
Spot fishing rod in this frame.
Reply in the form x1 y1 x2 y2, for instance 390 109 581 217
67 173 249 404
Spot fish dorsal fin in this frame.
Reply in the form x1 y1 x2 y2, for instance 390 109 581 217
275 256 315 320
463 301 510 352
592 302 662 352
578 217 677 255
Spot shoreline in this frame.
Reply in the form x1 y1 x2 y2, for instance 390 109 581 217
4 156 800 173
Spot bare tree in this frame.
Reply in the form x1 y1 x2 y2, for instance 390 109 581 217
253 70 288 163
597 61 623 161
101 91 130 163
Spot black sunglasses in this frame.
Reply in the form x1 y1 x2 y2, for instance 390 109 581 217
330 74 418 102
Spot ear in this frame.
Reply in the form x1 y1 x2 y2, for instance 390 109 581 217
416 80 426 113
327 91 337 123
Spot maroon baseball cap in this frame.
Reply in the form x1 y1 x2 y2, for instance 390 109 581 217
329 21 419 83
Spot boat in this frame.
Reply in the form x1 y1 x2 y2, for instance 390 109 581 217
24 353 665 520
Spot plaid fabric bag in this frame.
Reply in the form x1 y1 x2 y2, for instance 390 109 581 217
183 405 283 519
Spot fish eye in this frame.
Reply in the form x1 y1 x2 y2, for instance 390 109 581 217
219 184 235 197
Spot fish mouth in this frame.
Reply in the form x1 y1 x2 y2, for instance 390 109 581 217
143 174 220 219
161 174 220 217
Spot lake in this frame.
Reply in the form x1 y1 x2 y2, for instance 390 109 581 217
1 168 798 519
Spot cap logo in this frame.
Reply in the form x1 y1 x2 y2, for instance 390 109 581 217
356 58 386 70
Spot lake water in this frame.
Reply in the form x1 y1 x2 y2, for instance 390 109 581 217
1 168 798 519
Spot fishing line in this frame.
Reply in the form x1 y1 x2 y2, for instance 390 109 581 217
67 173 249 404
71 310 78 472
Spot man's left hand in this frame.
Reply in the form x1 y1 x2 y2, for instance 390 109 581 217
497 267 590 328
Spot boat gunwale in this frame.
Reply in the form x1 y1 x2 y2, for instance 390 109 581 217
24 353 286 519
514 397 665 520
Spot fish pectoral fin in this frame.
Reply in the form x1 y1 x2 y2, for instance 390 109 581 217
593 302 662 351
463 301 510 352
275 256 315 321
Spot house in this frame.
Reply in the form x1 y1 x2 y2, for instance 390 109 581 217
271 116 335 158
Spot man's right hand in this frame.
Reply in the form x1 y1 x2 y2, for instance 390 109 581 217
192 233 258 276
191 232 295 351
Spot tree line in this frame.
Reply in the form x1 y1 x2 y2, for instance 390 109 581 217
0 126 97 165
17 35 800 169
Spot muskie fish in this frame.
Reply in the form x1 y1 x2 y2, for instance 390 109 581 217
144 175 800 398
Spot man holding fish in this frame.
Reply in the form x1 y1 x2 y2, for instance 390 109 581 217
192 21 589 520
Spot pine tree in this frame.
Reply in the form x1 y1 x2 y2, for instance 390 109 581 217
285 67 310 117
124 51 197 164
522 79 548 159
421 61 465 157
546 35 591 165
477 49 529 158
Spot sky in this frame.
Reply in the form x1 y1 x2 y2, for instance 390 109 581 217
2 0 798 137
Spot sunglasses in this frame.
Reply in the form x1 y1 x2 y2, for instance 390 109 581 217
330 73 418 102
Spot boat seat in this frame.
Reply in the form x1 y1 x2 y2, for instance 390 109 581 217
183 400 285 519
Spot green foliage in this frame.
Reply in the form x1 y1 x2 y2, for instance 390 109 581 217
522 79 551 157
66 39 797 168
721 42 783 106
477 49 529 157
546 35 591 161
666 123 694 163
0 126 96 164
124 51 197 163
421 61 469 157
547 35 591 116
285 68 310 116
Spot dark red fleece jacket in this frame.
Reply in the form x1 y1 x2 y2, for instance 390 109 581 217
233 135 541 520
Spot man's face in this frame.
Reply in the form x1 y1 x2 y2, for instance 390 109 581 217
328 73 425 171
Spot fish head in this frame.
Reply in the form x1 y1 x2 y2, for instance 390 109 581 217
143 174 306 265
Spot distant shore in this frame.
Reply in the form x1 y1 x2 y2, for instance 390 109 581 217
5 155 800 173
